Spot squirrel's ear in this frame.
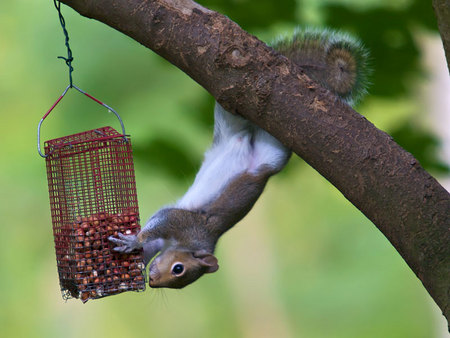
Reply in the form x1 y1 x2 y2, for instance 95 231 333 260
194 250 219 273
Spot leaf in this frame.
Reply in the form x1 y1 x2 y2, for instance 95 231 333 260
390 123 450 174
200 0 297 29
133 137 201 180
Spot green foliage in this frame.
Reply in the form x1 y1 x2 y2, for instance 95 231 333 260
200 0 297 30
133 136 201 180
391 123 450 174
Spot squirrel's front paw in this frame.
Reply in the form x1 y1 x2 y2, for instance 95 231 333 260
109 233 141 253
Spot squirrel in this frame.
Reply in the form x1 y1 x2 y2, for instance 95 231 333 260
109 28 370 289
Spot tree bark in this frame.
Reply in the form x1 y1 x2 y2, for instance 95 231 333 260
59 0 450 322
432 0 450 72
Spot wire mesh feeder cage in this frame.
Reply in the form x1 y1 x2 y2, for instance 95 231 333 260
38 86 146 303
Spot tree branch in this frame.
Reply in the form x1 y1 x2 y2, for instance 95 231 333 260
60 0 450 322
432 0 450 72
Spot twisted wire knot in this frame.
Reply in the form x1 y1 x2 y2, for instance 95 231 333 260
54 0 74 87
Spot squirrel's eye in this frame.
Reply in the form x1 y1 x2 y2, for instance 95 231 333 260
172 263 184 276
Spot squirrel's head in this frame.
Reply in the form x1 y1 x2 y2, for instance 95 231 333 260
148 249 219 289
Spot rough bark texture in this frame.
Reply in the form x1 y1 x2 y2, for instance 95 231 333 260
433 0 450 72
59 0 450 322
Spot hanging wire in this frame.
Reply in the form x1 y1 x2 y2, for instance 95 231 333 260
53 0 74 87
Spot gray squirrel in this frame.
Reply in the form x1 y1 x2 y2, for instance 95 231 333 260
109 28 370 289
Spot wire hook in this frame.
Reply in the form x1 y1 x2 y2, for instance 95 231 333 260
37 85 128 158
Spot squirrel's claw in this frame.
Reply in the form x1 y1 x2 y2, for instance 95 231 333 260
108 234 139 253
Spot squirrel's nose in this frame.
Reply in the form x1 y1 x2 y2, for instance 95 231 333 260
149 277 160 288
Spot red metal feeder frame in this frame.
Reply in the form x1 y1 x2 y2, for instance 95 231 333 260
38 85 146 302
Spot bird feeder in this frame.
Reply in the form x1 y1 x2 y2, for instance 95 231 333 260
38 85 146 303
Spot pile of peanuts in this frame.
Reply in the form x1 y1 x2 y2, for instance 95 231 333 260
57 211 146 302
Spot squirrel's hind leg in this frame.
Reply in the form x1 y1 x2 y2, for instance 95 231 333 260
249 128 291 175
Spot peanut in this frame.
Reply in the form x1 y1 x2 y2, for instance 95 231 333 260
64 211 147 302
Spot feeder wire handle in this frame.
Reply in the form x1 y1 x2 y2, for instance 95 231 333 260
37 85 128 158
54 0 74 88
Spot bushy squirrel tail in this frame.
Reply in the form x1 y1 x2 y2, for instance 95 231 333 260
272 28 371 106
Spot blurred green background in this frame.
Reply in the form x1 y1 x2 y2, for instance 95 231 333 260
0 0 448 337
